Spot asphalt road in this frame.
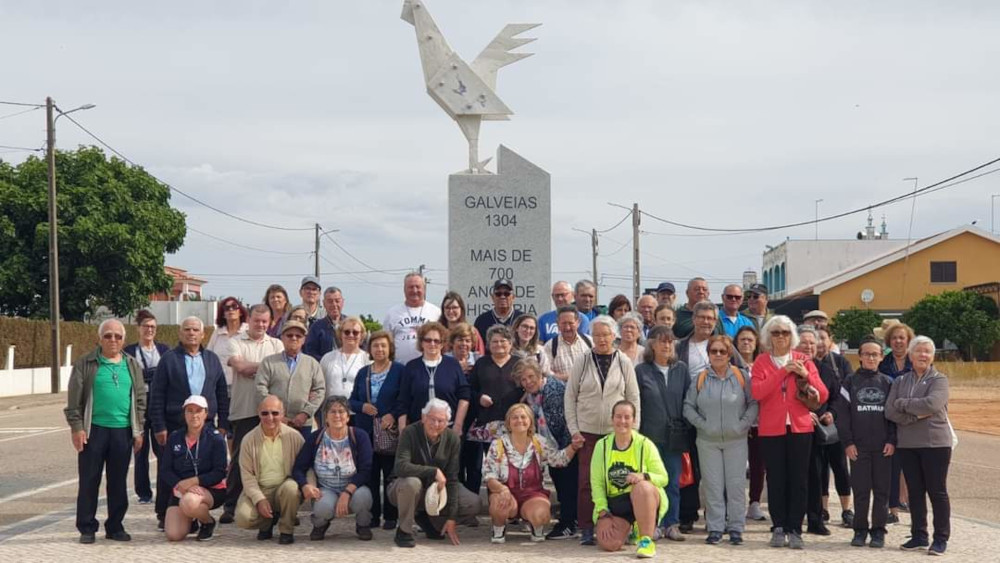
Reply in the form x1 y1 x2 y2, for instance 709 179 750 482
1 393 997 537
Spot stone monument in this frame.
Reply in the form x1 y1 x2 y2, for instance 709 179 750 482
401 0 551 318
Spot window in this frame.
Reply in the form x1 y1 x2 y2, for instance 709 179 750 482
930 261 957 283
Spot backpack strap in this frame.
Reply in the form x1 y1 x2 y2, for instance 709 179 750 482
730 365 746 390
550 337 559 357
696 369 709 392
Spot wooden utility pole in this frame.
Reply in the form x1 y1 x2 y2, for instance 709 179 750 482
632 203 640 304
591 228 599 303
314 223 321 277
46 97 60 393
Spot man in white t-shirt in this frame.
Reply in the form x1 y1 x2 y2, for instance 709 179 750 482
382 272 441 365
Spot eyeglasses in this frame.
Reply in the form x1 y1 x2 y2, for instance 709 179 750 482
709 349 728 356
422 337 442 344
860 352 882 359
723 294 742 300
426 416 449 426
140 324 156 330
343 329 361 336
102 333 124 341
223 303 240 311
747 293 764 300
770 330 792 337
494 291 512 297
283 333 305 340
260 411 281 417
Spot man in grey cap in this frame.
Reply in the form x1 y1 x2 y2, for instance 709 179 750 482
256 320 325 441
744 283 772 332
473 278 523 346
656 281 677 308
298 276 323 328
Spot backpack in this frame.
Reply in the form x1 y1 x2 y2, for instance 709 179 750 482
494 434 544 462
696 365 746 392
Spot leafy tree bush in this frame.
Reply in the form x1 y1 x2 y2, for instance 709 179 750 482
830 307 885 348
903 291 1000 360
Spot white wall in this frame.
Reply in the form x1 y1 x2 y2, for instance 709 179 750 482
1 344 73 397
144 301 218 327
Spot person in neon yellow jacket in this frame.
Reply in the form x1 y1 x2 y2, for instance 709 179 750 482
591 400 669 558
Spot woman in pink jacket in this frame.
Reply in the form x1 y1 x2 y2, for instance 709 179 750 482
751 315 828 550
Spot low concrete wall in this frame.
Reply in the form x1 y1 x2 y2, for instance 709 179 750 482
0 365 72 397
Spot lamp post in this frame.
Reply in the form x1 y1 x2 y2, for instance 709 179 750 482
46 98 96 393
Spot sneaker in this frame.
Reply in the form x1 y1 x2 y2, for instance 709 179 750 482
705 531 723 545
869 529 885 548
580 528 595 546
898 502 909 513
382 519 397 530
546 523 578 540
491 526 506 544
529 524 545 542
900 537 929 551
678 522 694 534
747 501 767 521
842 509 855 528
356 525 373 541
822 508 830 522
137 497 152 504
887 512 900 525
278 533 294 545
196 517 216 541
636 536 656 559
310 523 329 541
626 523 639 545
729 531 743 545
105 530 132 542
769 527 787 548
156 518 165 531
851 530 868 547
257 526 274 541
219 511 235 524
394 529 416 548
665 524 686 542
807 522 831 536
188 520 200 535
79 533 96 544
928 540 947 556
788 531 805 550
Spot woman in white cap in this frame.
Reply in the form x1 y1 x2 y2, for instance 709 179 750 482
162 395 229 542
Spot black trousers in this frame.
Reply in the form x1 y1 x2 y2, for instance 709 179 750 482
460 439 484 494
370 451 398 523
761 431 812 533
154 422 183 520
132 418 160 501
898 447 951 543
821 441 852 497
851 450 891 532
549 455 579 527
223 417 260 514
76 425 133 535
889 454 903 508
679 442 701 525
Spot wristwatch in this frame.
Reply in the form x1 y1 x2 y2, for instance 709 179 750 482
643 472 650 481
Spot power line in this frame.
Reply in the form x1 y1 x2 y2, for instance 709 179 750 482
0 144 42 152
187 226 313 256
320 229 401 274
56 112 313 232
633 156 1000 233
318 252 397 287
0 101 45 108
0 106 41 121
595 210 632 234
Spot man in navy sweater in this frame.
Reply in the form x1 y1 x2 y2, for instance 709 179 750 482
149 316 229 528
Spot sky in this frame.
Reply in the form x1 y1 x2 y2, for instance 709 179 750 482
3 0 999 316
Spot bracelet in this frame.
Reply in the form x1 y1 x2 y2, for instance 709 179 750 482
343 489 354 497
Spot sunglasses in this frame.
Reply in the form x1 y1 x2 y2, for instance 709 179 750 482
422 337 442 344
223 303 241 311
260 411 281 417
770 330 792 337
723 294 742 300
342 329 362 336
709 349 728 356
102 333 124 341
748 293 764 299
283 333 304 340
494 291 512 297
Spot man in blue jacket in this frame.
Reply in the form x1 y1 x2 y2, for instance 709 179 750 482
149 316 229 528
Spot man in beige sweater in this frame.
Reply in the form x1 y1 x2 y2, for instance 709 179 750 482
255 320 325 440
235 395 305 544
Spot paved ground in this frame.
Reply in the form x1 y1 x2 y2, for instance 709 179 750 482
1 393 997 561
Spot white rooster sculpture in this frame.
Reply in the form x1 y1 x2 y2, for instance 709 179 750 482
401 0 539 173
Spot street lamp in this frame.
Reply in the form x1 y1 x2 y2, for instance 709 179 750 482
46 98 96 394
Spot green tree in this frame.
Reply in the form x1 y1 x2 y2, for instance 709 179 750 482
360 314 382 334
0 146 186 321
830 307 884 348
903 291 1000 360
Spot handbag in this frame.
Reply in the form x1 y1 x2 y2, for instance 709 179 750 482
367 372 399 454
813 421 839 445
679 452 695 487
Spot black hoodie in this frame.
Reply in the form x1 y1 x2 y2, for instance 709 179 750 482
835 368 897 452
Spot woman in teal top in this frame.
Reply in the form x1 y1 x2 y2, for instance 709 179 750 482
591 400 668 558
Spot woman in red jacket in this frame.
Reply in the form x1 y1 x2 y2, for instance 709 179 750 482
751 315 828 550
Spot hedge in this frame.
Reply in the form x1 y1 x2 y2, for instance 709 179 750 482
1 316 213 369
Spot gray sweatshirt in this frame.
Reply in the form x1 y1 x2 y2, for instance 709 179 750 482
885 366 951 449
683 366 758 443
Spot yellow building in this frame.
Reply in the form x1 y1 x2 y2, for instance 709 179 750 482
797 226 1000 315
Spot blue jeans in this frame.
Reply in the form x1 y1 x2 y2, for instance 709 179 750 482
657 445 682 528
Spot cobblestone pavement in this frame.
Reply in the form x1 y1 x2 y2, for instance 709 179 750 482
0 504 992 562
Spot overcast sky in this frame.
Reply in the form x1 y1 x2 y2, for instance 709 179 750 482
3 0 999 315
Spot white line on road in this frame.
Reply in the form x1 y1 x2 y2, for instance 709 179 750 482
952 459 1000 471
0 427 66 443
0 477 78 505
0 427 60 433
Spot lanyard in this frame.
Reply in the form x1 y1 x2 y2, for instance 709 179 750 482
186 438 200 477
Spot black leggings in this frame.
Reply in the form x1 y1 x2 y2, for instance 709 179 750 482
761 432 812 534
821 441 851 497
898 447 951 543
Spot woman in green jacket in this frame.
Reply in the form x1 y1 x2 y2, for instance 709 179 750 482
591 400 668 558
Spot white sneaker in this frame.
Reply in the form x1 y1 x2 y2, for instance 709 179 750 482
747 501 766 521
491 526 506 544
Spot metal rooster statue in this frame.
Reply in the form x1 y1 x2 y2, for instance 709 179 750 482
401 0 539 174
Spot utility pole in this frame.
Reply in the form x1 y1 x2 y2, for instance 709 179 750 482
992 194 999 235
591 228 599 303
314 223 320 277
632 203 640 305
46 97 60 394
814 198 823 240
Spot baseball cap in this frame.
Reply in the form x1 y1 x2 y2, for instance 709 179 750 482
300 276 321 290
804 310 829 321
493 279 514 291
748 283 768 296
182 395 208 410
656 282 676 294
280 320 308 335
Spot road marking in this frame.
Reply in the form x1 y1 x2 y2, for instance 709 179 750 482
952 460 1000 471
0 427 66 443
0 477 78 505
0 427 60 433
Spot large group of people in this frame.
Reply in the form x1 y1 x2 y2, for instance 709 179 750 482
64 274 954 557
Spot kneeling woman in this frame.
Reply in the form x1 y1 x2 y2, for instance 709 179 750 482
294 396 375 541
483 403 580 543
591 400 669 559
163 395 228 542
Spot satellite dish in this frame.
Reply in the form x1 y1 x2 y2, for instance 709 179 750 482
861 289 875 304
